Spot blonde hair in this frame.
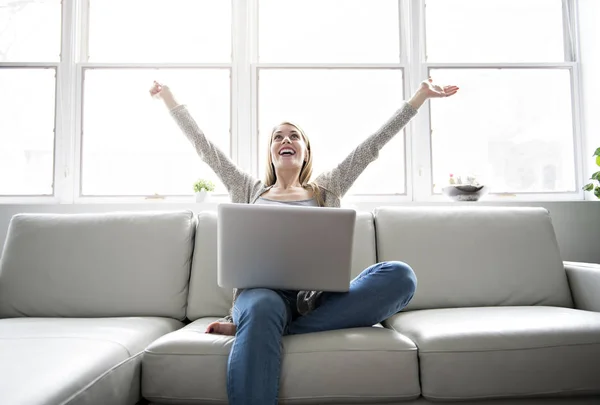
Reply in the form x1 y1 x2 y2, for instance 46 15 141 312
264 121 324 207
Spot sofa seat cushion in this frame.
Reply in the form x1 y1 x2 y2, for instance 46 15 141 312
143 318 420 404
384 306 600 401
0 317 182 405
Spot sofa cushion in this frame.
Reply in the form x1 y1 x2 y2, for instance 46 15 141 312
384 306 600 401
0 211 195 319
0 317 182 405
565 261 600 312
143 318 420 404
186 211 378 320
374 206 573 310
185 212 234 321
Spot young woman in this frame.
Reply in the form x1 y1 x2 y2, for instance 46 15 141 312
150 78 458 405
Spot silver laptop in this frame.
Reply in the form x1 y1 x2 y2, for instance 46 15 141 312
217 203 356 292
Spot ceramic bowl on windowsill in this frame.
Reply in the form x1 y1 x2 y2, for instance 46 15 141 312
442 185 490 202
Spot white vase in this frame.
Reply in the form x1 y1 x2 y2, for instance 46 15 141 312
195 190 209 203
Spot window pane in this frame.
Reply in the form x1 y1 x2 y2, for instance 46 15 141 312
258 69 405 195
425 0 564 62
259 0 400 63
430 69 575 193
82 69 230 196
88 0 231 63
0 68 55 195
0 0 61 62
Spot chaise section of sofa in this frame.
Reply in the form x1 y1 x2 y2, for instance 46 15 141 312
0 211 196 405
375 206 600 403
142 211 422 404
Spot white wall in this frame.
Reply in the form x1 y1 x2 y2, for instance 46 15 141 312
1 201 599 264
579 0 600 195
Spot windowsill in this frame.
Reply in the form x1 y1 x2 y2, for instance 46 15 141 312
0 193 594 207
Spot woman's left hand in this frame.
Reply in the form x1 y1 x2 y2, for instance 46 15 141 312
408 78 459 109
420 78 459 99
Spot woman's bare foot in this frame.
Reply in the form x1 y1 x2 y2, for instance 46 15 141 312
205 321 236 336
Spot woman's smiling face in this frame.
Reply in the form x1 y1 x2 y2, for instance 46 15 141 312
270 123 308 171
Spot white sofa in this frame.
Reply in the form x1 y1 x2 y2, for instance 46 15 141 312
0 207 599 405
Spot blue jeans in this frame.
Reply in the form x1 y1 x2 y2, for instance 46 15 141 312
227 261 417 405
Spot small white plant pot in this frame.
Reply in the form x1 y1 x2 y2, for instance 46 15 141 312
195 190 209 203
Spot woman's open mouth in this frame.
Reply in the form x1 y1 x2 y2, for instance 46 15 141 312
279 147 296 157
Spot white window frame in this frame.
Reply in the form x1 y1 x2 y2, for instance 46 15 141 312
250 0 413 203
411 0 585 202
0 0 586 204
0 0 66 204
71 0 235 203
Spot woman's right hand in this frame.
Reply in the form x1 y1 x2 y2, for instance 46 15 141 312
150 81 179 109
149 80 169 99
205 321 237 336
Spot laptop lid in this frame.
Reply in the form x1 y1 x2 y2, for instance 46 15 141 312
217 203 356 292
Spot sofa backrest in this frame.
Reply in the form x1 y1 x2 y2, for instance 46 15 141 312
374 206 573 310
0 211 195 320
186 211 378 320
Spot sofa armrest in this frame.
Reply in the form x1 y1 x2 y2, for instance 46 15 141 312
564 261 600 312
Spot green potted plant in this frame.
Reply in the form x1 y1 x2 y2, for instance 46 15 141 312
193 178 215 203
583 147 600 199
